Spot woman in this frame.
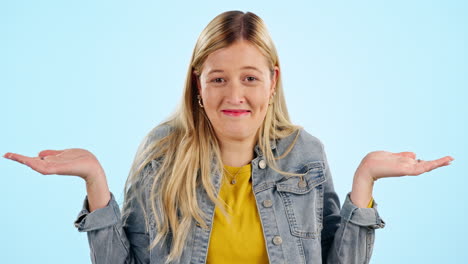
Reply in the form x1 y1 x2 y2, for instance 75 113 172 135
3 11 453 264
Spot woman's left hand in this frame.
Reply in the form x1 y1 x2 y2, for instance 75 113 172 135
357 151 453 181
350 151 454 208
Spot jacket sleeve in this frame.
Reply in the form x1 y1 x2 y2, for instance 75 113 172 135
73 129 162 264
73 125 174 263
73 190 150 264
320 144 385 264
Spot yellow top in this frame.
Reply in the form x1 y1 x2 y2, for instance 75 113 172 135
206 163 269 264
206 163 374 263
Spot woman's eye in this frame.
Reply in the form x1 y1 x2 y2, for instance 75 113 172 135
246 76 257 82
212 78 225 83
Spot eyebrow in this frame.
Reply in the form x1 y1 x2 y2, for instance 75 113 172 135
207 66 262 75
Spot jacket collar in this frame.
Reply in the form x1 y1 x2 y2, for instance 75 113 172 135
254 139 277 157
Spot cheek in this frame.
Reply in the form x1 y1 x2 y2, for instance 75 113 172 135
202 91 220 108
201 89 223 117
252 90 271 109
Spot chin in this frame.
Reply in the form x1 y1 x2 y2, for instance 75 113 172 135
217 127 256 142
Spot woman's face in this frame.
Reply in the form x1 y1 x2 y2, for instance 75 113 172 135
195 40 279 144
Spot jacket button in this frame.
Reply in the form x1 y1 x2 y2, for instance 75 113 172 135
258 159 266 169
262 200 273 208
272 236 283 245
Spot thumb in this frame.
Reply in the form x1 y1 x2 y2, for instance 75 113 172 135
38 150 64 157
394 151 416 159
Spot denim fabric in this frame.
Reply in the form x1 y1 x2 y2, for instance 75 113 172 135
74 126 385 264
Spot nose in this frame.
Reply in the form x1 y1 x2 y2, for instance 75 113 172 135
226 81 245 104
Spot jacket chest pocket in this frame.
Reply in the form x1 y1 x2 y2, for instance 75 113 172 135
276 161 326 239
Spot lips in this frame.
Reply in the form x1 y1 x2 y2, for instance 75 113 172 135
221 109 251 117
221 109 251 113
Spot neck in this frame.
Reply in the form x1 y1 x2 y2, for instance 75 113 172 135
218 135 256 167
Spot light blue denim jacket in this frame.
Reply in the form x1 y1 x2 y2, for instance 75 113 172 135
74 125 385 264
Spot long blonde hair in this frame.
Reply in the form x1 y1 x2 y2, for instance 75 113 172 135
122 10 302 263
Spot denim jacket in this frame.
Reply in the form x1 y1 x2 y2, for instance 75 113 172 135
74 125 385 264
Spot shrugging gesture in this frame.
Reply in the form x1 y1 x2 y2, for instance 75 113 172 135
3 149 111 212
351 151 454 208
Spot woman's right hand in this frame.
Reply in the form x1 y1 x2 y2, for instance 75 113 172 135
3 149 111 211
3 148 104 183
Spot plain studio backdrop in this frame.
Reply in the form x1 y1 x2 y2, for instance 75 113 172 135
1 1 466 263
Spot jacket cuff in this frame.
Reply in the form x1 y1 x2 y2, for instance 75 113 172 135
340 192 385 229
74 192 121 232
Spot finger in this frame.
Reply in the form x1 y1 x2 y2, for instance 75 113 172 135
410 156 453 175
38 150 64 158
4 151 82 176
440 161 452 167
23 156 75 175
3 152 18 159
436 156 454 164
3 153 34 164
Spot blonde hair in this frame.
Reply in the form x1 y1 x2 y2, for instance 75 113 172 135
122 10 302 263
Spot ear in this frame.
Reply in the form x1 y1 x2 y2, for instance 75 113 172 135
270 66 279 95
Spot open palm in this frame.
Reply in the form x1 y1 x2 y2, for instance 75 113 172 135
357 151 454 181
3 148 104 181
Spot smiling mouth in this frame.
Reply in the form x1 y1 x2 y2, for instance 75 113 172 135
221 109 251 116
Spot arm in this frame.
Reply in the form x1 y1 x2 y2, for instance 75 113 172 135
74 136 158 264
3 126 175 264
3 148 151 264
74 134 160 264
74 188 150 264
321 147 453 264
350 151 453 208
320 146 384 264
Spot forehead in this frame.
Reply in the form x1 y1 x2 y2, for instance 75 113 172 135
202 41 269 73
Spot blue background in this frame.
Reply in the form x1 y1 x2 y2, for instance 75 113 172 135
1 1 466 263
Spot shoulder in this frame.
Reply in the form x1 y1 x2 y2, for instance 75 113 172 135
139 123 174 149
277 127 325 156
274 127 327 172
130 123 175 183
296 127 325 152
146 123 174 143
132 123 175 161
